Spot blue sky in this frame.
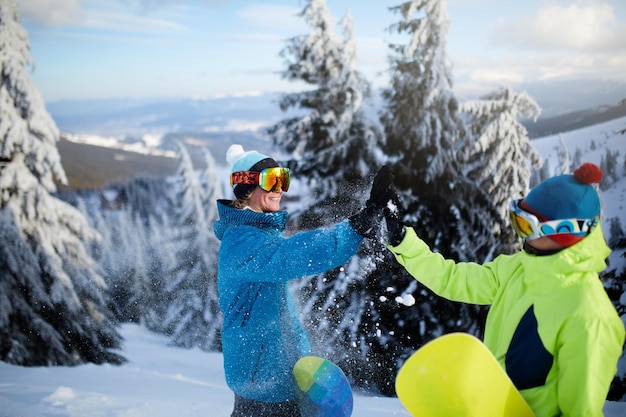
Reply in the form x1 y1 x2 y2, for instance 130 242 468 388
16 0 626 102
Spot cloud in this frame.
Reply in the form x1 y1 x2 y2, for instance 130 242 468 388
138 0 228 9
452 48 626 100
17 0 195 33
84 10 186 33
17 0 83 26
236 5 305 32
490 1 626 52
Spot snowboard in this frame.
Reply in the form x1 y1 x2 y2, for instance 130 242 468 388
293 356 353 417
395 332 535 417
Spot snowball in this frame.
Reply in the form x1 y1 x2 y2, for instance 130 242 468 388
395 294 416 307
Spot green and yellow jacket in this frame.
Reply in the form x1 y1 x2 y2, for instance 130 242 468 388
388 226 624 417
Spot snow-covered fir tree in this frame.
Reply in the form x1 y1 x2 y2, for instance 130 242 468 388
379 0 498 261
365 0 503 393
92 176 177 332
459 87 542 251
267 0 399 392
571 147 583 172
600 147 621 190
134 212 177 334
88 202 139 322
0 0 123 365
199 148 222 224
80 163 223 352
535 158 552 186
381 0 461 186
85 195 171 327
557 134 570 175
162 143 222 351
267 0 383 226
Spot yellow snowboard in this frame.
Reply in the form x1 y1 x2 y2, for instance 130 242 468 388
396 333 535 417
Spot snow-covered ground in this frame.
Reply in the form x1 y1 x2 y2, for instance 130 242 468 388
0 324 410 417
0 323 624 417
0 324 626 417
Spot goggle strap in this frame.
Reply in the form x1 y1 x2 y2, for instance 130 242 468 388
231 171 259 186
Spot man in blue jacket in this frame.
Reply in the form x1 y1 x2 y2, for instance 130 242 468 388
214 144 394 417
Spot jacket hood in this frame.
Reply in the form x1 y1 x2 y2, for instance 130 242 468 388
520 226 610 290
213 199 288 240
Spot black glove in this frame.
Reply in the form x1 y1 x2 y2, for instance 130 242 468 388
366 165 399 210
385 206 406 246
349 206 383 239
349 166 401 239
370 165 405 244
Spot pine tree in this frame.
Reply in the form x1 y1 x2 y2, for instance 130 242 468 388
571 148 583 172
381 0 461 186
557 134 570 175
379 0 499 259
136 212 176 334
362 0 494 394
539 158 551 182
199 147 223 229
162 143 222 351
96 176 176 333
267 0 394 392
0 0 123 365
267 0 383 226
600 147 620 190
459 87 542 251
85 196 157 324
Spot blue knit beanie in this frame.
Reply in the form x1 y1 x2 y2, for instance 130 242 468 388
523 163 603 246
226 144 278 198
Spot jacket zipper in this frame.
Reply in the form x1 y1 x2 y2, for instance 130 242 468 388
250 344 264 384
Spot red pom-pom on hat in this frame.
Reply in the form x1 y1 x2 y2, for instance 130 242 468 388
573 163 603 185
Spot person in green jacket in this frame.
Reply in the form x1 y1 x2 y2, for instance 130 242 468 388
383 162 625 417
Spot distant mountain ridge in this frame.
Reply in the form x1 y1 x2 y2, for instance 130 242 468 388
56 131 277 190
51 83 626 190
524 101 626 138
47 94 287 138
47 79 626 138
56 135 178 190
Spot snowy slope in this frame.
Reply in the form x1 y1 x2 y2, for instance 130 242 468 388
0 324 410 417
0 323 624 417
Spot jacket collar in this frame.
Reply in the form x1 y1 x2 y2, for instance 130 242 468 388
213 199 288 240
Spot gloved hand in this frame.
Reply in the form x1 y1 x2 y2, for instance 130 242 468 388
349 166 401 239
385 206 406 246
365 165 399 210
349 206 383 239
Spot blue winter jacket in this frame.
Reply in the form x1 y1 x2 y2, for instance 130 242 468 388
213 200 363 402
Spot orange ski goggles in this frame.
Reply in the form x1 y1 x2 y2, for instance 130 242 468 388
230 167 291 192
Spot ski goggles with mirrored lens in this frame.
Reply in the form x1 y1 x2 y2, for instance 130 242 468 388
230 167 291 192
508 199 598 240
